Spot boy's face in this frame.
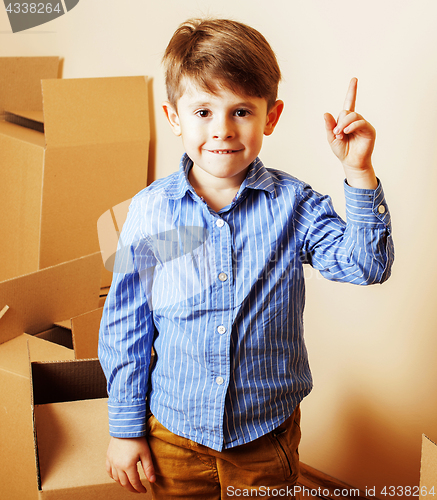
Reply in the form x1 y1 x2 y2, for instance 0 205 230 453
163 79 283 188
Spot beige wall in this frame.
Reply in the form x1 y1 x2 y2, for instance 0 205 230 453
1 0 436 493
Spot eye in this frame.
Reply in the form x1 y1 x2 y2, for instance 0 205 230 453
196 109 210 118
235 109 250 117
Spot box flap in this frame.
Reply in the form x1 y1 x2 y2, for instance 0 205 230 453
420 434 437 498
0 333 74 377
71 307 104 360
54 319 72 329
0 57 59 118
41 76 150 148
0 253 101 346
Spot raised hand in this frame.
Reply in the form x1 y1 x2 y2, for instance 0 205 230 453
324 78 378 189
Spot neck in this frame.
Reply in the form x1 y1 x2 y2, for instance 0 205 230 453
188 165 248 212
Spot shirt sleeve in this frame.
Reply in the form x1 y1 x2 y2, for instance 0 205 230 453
98 197 156 438
297 179 394 285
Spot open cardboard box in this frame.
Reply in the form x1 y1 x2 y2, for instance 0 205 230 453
0 252 107 500
30 357 152 499
0 57 150 287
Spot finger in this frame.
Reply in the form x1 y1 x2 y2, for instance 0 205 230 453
109 463 146 494
125 465 148 494
334 112 362 134
117 469 142 494
109 465 119 483
324 113 337 143
325 113 344 140
343 77 358 112
140 451 157 483
343 118 375 137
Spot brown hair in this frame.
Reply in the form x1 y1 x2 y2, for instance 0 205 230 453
163 18 281 110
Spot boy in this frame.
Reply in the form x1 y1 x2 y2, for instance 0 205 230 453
99 18 394 499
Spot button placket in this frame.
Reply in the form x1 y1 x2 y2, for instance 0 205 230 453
210 213 232 401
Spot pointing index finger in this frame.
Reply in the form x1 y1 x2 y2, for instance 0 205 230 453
343 77 358 112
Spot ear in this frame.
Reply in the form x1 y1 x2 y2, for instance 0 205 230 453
264 100 284 136
162 101 182 136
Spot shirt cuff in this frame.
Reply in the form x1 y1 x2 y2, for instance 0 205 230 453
107 400 147 438
344 178 391 228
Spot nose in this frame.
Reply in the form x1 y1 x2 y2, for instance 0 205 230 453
212 116 234 140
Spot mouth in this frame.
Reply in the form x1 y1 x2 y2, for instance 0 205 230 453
207 149 242 154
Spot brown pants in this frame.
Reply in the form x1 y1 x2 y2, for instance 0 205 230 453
146 405 301 499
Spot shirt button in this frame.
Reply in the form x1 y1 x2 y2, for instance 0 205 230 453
216 376 224 385
217 325 226 334
378 204 386 214
216 219 225 227
218 272 228 282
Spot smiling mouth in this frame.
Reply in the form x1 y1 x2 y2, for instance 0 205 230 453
208 149 242 154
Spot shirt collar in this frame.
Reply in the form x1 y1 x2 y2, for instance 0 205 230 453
163 153 276 200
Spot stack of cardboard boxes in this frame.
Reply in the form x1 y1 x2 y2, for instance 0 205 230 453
0 57 152 499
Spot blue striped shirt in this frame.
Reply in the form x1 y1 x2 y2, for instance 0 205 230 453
98 153 394 451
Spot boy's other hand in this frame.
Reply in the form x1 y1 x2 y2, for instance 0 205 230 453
106 436 156 494
324 78 378 189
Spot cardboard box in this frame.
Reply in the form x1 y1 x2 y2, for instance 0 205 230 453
0 253 102 500
0 57 150 286
30 357 152 499
420 435 437 499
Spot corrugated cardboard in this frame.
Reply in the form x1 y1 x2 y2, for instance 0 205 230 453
0 56 60 119
0 253 101 344
0 58 150 286
54 307 104 360
0 253 101 500
420 435 437 499
31 358 152 499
